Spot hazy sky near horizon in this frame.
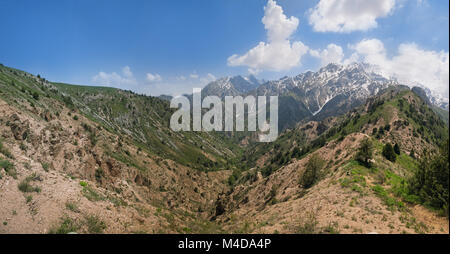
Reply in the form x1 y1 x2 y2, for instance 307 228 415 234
0 0 448 97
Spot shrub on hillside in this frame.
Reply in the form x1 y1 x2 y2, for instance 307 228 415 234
410 148 415 159
0 140 14 159
291 147 302 159
394 143 400 155
0 159 16 179
356 138 373 168
382 143 396 162
32 91 39 100
300 154 325 189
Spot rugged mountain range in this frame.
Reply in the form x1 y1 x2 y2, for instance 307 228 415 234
201 75 262 99
202 63 447 130
0 63 448 234
412 84 449 110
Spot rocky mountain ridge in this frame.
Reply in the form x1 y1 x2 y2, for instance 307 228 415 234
201 63 448 130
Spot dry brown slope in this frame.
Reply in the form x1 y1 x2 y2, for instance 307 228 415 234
0 97 230 233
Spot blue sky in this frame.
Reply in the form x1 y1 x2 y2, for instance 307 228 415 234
0 0 448 96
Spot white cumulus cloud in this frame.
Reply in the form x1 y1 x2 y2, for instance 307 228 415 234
348 38 449 97
227 0 309 74
92 66 137 87
308 0 396 33
310 43 345 66
146 73 162 82
262 0 299 42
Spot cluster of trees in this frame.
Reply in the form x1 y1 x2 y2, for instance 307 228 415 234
372 124 391 138
409 139 449 217
382 143 400 162
356 138 401 166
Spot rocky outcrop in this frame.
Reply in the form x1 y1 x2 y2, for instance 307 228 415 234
9 114 30 141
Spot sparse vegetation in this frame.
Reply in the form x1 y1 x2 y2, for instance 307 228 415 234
65 201 80 213
19 142 27 151
0 140 14 159
48 215 106 234
48 216 80 234
0 159 16 179
82 185 105 202
84 215 107 234
322 222 340 234
266 185 278 205
18 173 41 193
297 212 319 234
95 168 104 182
372 184 404 211
41 162 49 172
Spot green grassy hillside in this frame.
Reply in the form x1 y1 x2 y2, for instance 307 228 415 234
0 64 242 172
240 86 448 181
